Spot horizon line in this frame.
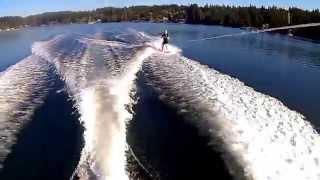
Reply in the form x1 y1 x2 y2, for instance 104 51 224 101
1 3 319 18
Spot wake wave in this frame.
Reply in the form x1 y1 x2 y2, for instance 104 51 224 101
142 51 320 180
32 34 155 180
3 29 318 180
0 56 51 170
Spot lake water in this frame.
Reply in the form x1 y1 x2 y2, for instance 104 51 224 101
0 23 319 180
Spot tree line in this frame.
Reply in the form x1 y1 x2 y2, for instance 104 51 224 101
185 4 320 40
0 4 319 40
0 5 185 28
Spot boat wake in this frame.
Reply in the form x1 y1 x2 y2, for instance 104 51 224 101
142 50 320 180
0 29 319 180
0 56 52 170
32 33 155 180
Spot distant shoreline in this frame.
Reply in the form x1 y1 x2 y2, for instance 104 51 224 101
0 4 319 40
1 21 319 45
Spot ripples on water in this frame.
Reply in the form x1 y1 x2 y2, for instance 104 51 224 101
0 56 52 169
0 24 319 180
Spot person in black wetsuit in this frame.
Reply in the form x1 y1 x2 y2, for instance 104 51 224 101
161 30 169 52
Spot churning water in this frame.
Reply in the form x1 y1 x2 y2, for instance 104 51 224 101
0 23 320 180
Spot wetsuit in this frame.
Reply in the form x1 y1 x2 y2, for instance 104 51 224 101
162 33 169 45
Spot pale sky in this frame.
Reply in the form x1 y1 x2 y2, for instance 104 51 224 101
0 0 319 17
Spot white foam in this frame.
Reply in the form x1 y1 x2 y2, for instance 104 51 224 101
75 47 154 180
0 56 50 169
33 35 155 180
143 52 320 180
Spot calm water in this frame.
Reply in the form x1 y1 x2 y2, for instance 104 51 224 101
0 23 320 179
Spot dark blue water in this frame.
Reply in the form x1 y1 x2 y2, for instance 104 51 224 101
0 23 320 179
173 26 320 127
1 23 319 126
0 67 83 180
127 72 232 179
